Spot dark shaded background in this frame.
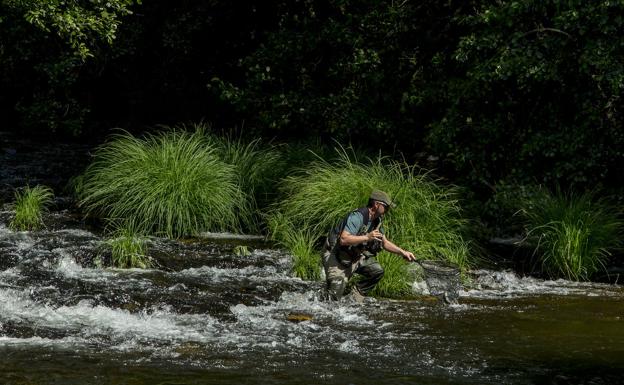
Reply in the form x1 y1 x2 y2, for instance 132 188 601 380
1 0 622 196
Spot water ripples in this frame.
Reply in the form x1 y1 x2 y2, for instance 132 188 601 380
1 219 623 384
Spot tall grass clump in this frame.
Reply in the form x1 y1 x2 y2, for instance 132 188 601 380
202 130 283 231
369 253 412 298
267 146 471 292
205 131 345 231
9 185 54 231
78 129 248 238
103 227 152 269
521 189 623 280
267 213 321 280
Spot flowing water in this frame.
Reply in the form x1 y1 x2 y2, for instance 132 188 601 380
1 219 623 385
1 135 623 384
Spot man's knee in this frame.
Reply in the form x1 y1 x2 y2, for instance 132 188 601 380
363 260 384 279
368 264 384 284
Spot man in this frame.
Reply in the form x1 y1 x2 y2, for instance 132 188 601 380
322 189 415 301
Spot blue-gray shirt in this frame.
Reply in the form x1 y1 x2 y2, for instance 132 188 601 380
343 211 385 236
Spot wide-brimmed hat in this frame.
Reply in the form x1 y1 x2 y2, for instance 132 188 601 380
370 189 396 208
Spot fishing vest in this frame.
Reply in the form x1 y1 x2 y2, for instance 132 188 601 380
326 207 383 264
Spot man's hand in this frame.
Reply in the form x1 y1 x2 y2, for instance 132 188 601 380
366 230 383 242
400 250 416 262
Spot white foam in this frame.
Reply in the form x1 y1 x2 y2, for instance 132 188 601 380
0 287 217 346
0 225 35 251
176 264 296 284
227 290 378 353
197 232 264 241
463 269 623 298
0 335 81 347
54 228 98 238
55 253 86 277
338 339 361 353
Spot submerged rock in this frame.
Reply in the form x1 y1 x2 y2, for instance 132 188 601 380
286 312 313 322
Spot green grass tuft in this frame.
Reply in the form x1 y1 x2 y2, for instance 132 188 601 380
9 185 54 231
267 213 322 281
104 227 152 269
78 129 249 238
522 189 623 280
203 129 283 232
271 146 471 265
369 253 412 297
233 245 251 257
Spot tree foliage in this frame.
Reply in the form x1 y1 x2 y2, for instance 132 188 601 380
1 0 622 194
0 0 138 134
5 0 137 59
427 0 624 191
213 0 458 148
212 0 623 192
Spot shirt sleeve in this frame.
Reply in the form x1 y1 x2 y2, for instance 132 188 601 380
343 212 364 235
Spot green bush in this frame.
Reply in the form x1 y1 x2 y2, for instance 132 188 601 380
78 129 249 238
271 147 471 267
9 185 54 231
267 146 471 296
521 189 623 280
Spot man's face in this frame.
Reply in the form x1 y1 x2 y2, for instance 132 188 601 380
375 200 389 216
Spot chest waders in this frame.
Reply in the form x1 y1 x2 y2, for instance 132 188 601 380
326 207 383 267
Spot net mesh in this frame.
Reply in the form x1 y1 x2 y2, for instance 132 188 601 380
419 260 461 303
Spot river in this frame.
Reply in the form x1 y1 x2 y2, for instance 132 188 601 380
0 221 623 384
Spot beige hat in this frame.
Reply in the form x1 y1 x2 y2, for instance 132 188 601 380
370 189 396 208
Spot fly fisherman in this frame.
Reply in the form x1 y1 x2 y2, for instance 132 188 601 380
323 190 416 301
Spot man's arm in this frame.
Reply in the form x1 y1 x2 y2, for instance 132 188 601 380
339 211 382 247
339 229 382 246
382 236 416 261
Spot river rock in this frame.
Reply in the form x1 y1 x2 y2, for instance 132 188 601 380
286 312 313 322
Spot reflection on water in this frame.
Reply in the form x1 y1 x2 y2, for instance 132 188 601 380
1 219 623 385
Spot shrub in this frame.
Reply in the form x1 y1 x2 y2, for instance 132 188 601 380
521 189 623 280
271 146 471 268
78 129 249 238
9 185 54 231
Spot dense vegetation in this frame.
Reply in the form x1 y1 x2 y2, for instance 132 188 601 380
3 1 622 193
520 189 623 280
1 1 623 282
267 147 470 294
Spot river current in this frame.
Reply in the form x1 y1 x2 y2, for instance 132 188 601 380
0 219 623 385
